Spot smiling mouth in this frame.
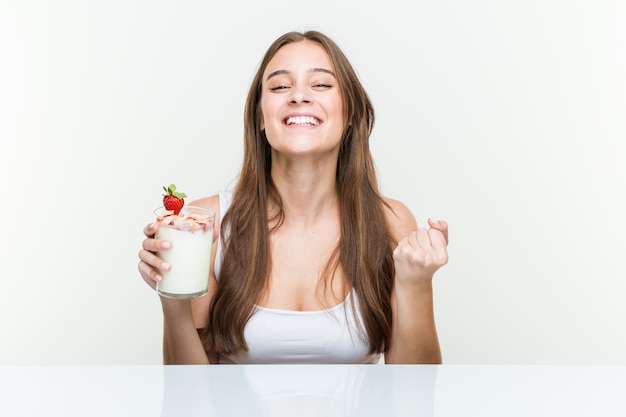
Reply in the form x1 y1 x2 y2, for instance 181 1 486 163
284 116 321 126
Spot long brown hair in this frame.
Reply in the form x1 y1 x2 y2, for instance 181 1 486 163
204 31 396 356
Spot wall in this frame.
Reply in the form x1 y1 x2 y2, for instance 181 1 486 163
1 0 624 364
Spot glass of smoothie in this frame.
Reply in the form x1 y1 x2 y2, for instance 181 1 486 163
153 205 215 299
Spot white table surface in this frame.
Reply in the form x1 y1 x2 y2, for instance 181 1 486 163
1 364 624 417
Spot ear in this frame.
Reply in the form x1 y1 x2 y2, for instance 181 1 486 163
260 115 265 131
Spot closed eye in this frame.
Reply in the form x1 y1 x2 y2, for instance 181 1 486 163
269 85 289 91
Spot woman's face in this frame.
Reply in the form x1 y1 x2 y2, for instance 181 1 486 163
260 40 344 158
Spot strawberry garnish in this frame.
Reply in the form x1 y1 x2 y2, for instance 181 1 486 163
162 184 187 215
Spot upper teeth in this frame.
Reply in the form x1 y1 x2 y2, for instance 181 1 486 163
286 116 320 126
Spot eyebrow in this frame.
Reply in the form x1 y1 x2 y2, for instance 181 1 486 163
265 68 336 82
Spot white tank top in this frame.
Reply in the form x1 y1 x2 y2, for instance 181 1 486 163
214 190 380 364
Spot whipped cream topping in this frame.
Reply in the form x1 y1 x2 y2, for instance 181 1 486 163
157 211 211 232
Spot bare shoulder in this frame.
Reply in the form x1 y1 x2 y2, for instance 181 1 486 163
382 197 418 241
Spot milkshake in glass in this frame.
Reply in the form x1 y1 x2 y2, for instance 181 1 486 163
153 206 215 299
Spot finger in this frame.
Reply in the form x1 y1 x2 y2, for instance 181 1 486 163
428 218 448 244
403 231 416 248
416 228 432 250
137 260 158 290
143 222 160 238
393 236 414 260
142 237 172 253
138 249 172 273
428 228 449 264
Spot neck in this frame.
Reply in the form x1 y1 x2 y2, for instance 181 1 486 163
269 154 339 223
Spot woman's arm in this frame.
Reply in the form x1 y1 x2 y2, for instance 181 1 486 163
161 277 217 364
383 199 448 364
138 195 221 364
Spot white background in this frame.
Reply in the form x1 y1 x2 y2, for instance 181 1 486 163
1 0 624 365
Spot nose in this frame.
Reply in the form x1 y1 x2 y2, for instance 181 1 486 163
289 85 312 104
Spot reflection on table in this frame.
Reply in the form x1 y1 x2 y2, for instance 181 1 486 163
0 364 624 416
160 364 436 417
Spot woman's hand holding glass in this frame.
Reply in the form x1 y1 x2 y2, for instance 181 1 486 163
138 221 220 292
138 222 173 291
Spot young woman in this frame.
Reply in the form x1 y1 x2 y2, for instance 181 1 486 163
138 30 449 364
